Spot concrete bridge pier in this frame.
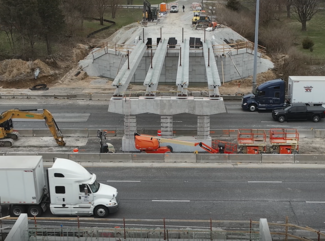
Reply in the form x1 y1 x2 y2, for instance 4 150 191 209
122 115 137 151
197 116 210 139
161 115 173 138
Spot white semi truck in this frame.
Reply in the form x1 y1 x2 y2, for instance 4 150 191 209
0 156 118 218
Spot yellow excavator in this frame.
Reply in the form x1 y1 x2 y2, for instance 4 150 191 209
0 109 65 147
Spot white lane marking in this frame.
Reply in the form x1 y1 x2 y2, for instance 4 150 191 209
152 200 190 203
248 181 282 183
107 180 141 183
306 201 325 204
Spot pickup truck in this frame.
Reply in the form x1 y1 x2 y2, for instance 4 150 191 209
272 103 325 123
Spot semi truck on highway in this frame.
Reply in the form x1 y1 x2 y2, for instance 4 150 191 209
242 76 325 112
0 156 118 218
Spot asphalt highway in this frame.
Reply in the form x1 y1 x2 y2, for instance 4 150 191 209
2 167 325 230
1 99 324 130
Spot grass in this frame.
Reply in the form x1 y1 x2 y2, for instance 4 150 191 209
287 10 325 57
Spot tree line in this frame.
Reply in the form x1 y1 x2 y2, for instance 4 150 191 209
0 0 122 58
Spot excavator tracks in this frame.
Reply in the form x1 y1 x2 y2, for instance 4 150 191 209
0 138 14 147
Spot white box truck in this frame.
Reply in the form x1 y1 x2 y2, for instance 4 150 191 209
288 76 325 106
0 156 118 218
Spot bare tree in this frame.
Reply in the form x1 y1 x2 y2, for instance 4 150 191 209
259 0 281 26
109 0 121 19
286 0 293 18
93 0 109 25
292 0 318 31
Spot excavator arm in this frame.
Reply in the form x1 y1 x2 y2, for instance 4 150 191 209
0 109 65 146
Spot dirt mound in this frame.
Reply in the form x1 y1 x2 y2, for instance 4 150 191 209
0 59 58 83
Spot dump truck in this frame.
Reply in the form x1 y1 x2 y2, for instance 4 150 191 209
0 156 119 218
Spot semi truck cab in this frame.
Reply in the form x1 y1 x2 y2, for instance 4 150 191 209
48 158 118 218
242 79 286 112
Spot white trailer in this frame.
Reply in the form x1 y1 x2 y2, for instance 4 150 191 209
0 156 119 218
0 156 47 216
288 76 325 105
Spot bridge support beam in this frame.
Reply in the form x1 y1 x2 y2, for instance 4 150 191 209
122 115 137 151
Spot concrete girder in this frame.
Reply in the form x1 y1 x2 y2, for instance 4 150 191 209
112 41 147 96
203 40 221 97
176 39 190 96
108 96 226 115
144 39 168 95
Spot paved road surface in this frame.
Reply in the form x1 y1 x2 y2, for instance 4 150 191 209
1 99 324 130
2 167 325 230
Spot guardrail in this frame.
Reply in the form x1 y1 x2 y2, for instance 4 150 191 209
1 152 325 164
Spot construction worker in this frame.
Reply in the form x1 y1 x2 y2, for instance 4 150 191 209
182 5 185 12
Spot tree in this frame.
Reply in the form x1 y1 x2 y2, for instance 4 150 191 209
93 0 109 25
286 0 293 18
226 0 240 11
14 0 42 57
292 0 318 31
109 0 121 18
37 0 65 55
0 0 17 53
259 0 281 26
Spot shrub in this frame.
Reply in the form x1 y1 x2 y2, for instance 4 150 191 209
302 37 314 49
226 0 240 11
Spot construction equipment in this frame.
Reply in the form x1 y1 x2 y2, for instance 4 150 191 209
97 129 115 153
142 0 158 25
237 129 267 154
134 133 236 154
0 109 65 147
269 128 299 154
195 16 217 30
192 10 204 24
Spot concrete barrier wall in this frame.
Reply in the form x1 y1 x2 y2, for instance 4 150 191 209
2 152 325 164
14 128 317 138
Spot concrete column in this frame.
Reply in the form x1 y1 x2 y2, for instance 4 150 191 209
259 218 272 241
161 115 173 138
124 115 137 138
197 115 210 139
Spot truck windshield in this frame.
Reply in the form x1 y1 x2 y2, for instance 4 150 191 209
253 87 258 95
89 180 100 193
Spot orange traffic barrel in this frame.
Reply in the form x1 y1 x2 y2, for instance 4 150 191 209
157 130 162 136
73 148 79 153
160 2 167 12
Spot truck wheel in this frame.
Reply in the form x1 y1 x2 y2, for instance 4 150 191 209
166 145 173 153
28 205 43 217
94 205 109 218
313 115 320 122
10 205 26 217
249 104 256 112
278 116 285 123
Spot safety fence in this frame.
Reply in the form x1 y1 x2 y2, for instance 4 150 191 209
4 216 325 241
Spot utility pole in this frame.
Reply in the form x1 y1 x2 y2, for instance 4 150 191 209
252 0 260 92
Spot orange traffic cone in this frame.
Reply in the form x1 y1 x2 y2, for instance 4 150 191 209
73 148 79 153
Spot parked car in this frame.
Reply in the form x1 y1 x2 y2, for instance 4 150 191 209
272 103 325 123
170 5 179 13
